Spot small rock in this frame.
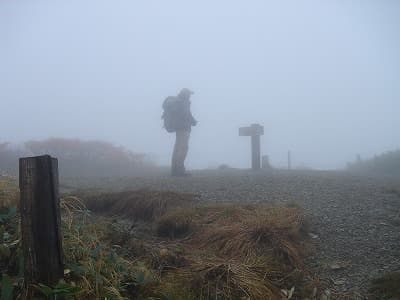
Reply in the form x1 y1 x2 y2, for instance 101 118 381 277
330 263 343 270
330 262 348 271
320 291 331 300
333 278 346 285
321 289 331 300
159 248 169 256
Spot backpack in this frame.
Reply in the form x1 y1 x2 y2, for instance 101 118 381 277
162 96 183 132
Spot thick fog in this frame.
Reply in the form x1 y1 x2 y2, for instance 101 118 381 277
1 0 399 170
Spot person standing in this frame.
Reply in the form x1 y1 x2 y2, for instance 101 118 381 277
162 88 197 176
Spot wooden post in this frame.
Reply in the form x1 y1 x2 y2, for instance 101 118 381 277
251 132 261 170
19 155 63 289
239 124 264 170
262 155 270 169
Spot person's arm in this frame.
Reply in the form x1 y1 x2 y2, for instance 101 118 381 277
183 100 197 126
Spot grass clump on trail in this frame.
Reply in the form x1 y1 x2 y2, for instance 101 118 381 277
157 204 309 265
84 189 199 222
154 204 311 299
168 254 282 300
1 186 314 299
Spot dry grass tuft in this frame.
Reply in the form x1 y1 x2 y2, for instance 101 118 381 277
83 189 199 222
152 204 312 299
156 208 196 238
157 204 309 268
170 254 283 300
0 176 19 209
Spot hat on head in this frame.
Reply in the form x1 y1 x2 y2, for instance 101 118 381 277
178 88 194 97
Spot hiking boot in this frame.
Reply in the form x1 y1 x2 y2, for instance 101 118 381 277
171 170 191 177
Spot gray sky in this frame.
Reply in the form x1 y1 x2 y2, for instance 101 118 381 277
1 0 399 169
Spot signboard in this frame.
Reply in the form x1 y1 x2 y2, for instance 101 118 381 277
239 123 264 170
239 124 264 136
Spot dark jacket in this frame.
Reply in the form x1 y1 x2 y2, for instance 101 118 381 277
178 99 197 131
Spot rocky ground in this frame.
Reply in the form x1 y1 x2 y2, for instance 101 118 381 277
64 169 400 298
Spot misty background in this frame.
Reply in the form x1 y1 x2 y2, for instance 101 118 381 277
1 0 399 170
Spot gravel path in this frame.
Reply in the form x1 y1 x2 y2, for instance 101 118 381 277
65 170 400 296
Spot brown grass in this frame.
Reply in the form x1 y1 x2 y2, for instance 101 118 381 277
156 208 195 238
151 204 313 299
0 176 19 209
0 167 324 300
83 189 199 222
84 199 313 299
157 204 309 268
168 254 283 300
0 186 314 300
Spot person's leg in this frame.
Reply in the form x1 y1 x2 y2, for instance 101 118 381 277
179 130 190 173
173 130 190 176
171 131 180 175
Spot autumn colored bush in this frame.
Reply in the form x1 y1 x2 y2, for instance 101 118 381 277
0 138 161 177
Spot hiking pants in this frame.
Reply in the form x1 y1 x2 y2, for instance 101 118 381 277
172 129 190 175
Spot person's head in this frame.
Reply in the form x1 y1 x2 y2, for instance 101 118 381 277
178 88 194 100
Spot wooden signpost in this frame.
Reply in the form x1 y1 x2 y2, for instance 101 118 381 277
239 124 264 170
19 155 63 291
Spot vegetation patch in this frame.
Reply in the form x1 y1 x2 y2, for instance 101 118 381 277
1 138 160 177
1 186 315 299
156 208 195 238
84 190 199 222
1 197 165 300
157 204 309 268
347 150 400 176
0 176 18 210
369 272 400 300
168 254 283 299
384 186 400 198
151 204 312 299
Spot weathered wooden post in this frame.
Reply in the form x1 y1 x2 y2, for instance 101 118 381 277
239 124 264 170
19 155 63 291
